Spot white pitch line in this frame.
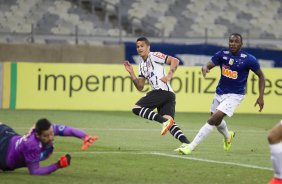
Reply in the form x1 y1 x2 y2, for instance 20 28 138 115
54 151 272 171
151 152 273 171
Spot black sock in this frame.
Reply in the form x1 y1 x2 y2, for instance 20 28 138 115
132 107 167 123
169 123 190 144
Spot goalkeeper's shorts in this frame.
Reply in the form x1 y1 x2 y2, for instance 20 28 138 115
0 124 18 171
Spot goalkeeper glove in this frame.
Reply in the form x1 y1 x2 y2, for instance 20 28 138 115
82 135 99 151
57 154 71 168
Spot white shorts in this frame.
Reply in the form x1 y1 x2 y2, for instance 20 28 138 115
280 120 282 125
210 93 245 117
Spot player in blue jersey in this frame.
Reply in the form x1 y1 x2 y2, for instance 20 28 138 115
268 120 282 184
177 33 265 155
0 119 98 175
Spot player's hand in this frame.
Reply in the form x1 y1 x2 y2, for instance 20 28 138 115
57 154 71 168
202 66 210 77
160 75 171 83
254 96 264 112
82 135 99 151
123 61 134 74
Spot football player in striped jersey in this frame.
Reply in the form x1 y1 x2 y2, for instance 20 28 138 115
124 37 190 151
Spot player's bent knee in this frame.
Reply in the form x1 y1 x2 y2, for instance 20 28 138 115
132 106 141 115
208 115 223 126
133 105 141 109
268 123 282 144
267 131 281 144
268 132 276 144
207 118 217 125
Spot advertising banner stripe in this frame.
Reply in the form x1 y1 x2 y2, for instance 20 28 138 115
0 63 2 108
14 62 282 114
2 63 10 109
10 63 17 109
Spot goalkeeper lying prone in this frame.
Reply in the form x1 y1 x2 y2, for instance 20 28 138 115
0 118 98 175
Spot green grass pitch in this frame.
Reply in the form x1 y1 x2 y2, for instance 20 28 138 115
0 110 280 184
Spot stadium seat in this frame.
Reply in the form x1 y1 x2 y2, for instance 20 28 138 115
0 0 281 48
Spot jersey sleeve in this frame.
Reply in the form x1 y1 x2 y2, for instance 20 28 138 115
211 50 223 66
247 54 260 72
151 52 168 64
27 162 58 175
53 124 86 138
52 124 67 136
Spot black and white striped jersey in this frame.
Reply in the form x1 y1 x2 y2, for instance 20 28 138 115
138 52 173 92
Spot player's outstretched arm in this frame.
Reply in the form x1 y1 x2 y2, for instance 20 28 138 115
53 125 99 150
202 61 216 77
254 69 265 112
123 60 135 74
161 56 179 83
123 60 145 91
27 154 71 175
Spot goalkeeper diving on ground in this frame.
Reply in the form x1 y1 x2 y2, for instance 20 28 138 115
0 118 98 175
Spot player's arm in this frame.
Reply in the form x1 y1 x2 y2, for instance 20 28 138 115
24 148 67 175
27 155 71 175
254 68 265 112
53 124 98 151
27 162 58 175
161 56 179 83
123 60 146 91
202 61 216 77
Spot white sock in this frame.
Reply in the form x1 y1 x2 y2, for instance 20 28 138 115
190 123 214 150
270 143 282 179
216 120 230 139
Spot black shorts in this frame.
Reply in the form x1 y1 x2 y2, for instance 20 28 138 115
0 124 18 171
136 90 176 118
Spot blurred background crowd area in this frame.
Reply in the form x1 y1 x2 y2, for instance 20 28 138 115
0 0 281 50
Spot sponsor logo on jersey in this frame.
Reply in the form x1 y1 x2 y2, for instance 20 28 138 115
223 51 230 54
58 125 66 131
240 53 247 58
222 65 238 79
229 58 234 65
153 52 166 60
223 56 228 60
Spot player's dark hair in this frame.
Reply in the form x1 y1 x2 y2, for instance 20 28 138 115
136 37 150 46
35 118 52 135
230 33 243 43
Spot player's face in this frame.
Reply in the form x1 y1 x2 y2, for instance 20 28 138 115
36 126 54 146
136 41 150 59
229 35 242 55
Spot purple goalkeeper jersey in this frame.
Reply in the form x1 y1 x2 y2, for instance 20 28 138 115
6 124 86 175
211 48 260 95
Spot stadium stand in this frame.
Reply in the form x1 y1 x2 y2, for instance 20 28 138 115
0 0 281 49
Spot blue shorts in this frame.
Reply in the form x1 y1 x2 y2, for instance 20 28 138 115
0 124 18 171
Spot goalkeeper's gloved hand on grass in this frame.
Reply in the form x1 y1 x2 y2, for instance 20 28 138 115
57 154 71 168
82 135 99 151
